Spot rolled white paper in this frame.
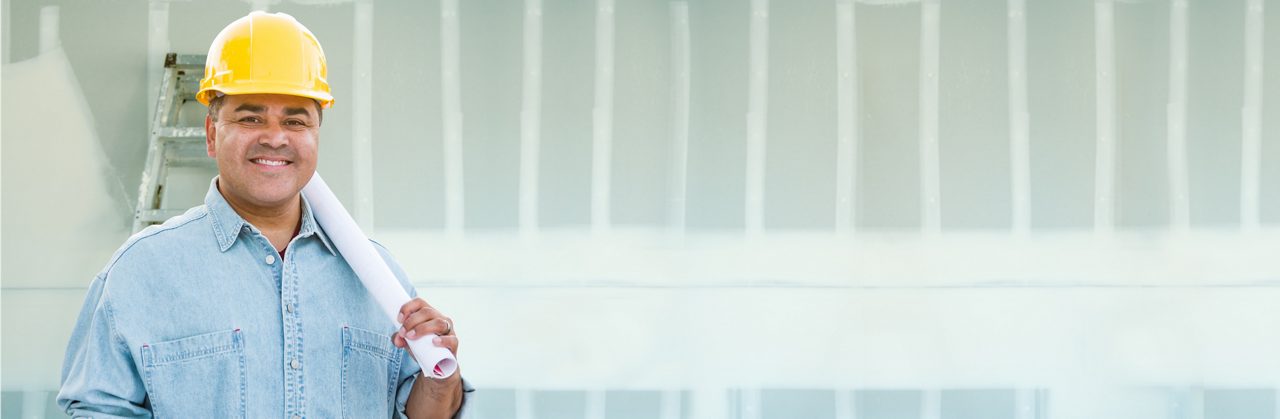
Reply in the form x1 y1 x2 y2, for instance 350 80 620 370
303 173 458 378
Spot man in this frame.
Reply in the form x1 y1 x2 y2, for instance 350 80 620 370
57 11 471 418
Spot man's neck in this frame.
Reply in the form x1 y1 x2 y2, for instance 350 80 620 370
218 184 302 252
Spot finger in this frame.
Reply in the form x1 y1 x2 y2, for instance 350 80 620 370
401 308 444 338
392 333 407 348
397 298 430 324
430 335 459 356
408 317 452 340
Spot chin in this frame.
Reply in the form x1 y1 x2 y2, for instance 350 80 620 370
246 186 303 207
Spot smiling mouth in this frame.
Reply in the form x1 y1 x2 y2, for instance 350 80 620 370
251 158 290 167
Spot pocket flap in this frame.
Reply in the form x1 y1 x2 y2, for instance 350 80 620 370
142 328 243 366
343 325 396 360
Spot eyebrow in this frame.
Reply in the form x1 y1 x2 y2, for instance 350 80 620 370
284 107 313 118
233 103 266 113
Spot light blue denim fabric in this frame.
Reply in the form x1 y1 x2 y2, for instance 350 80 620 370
58 178 472 418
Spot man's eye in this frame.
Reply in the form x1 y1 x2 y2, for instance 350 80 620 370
239 116 263 124
284 119 306 126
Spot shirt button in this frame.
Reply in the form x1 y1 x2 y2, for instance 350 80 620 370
286 303 295 313
290 359 300 369
265 254 276 265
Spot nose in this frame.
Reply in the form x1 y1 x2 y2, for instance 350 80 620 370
257 121 289 148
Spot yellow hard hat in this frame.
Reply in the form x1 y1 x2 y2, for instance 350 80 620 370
197 11 334 108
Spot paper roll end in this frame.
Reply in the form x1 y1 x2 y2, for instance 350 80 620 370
407 335 459 379
429 357 458 378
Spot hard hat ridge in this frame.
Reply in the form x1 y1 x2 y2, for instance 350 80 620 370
197 11 334 109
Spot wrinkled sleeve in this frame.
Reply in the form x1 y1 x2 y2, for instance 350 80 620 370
393 370 475 419
57 274 151 418
371 241 475 418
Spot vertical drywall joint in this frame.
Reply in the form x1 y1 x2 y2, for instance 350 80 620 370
1008 0 1031 235
739 388 761 419
441 0 465 236
20 391 48 419
835 389 857 419
746 0 770 237
1242 0 1265 231
836 0 859 235
514 388 534 419
148 0 170 132
660 389 683 419
1170 388 1205 419
520 0 544 239
689 387 727 419
353 0 375 231
585 390 606 419
1015 389 1038 419
591 0 616 235
1094 0 1117 234
669 1 691 236
922 390 942 419
920 0 942 235
1167 0 1191 231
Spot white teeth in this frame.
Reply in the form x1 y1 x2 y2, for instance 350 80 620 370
253 159 287 166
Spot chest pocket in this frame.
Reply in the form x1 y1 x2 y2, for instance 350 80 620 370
342 325 403 419
140 329 246 419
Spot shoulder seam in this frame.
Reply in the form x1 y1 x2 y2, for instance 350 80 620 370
101 208 210 281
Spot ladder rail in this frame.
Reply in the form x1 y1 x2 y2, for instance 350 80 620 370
133 53 212 232
133 59 177 232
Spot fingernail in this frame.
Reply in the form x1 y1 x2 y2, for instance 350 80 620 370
397 312 404 323
406 329 417 339
432 337 442 345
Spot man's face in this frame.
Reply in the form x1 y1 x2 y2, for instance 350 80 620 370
206 93 320 211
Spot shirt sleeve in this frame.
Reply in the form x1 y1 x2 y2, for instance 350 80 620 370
57 274 151 418
393 366 476 419
372 241 476 418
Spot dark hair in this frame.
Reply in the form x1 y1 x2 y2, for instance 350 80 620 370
206 94 324 125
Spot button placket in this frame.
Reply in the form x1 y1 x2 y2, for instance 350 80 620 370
280 250 306 417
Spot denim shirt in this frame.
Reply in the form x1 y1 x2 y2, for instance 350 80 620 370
58 178 472 418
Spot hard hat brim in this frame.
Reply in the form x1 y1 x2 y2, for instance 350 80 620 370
197 82 334 109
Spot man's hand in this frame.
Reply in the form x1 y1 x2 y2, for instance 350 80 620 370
393 297 459 358
396 297 464 419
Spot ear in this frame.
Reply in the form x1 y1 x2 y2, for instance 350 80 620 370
205 115 217 158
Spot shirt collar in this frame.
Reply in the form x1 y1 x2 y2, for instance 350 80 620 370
205 177 336 255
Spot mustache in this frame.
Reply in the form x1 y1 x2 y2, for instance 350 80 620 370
248 145 298 161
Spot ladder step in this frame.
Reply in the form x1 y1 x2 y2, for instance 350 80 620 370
165 53 207 69
136 209 187 224
165 156 215 168
155 127 205 138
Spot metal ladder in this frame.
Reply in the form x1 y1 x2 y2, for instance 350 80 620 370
133 53 216 232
